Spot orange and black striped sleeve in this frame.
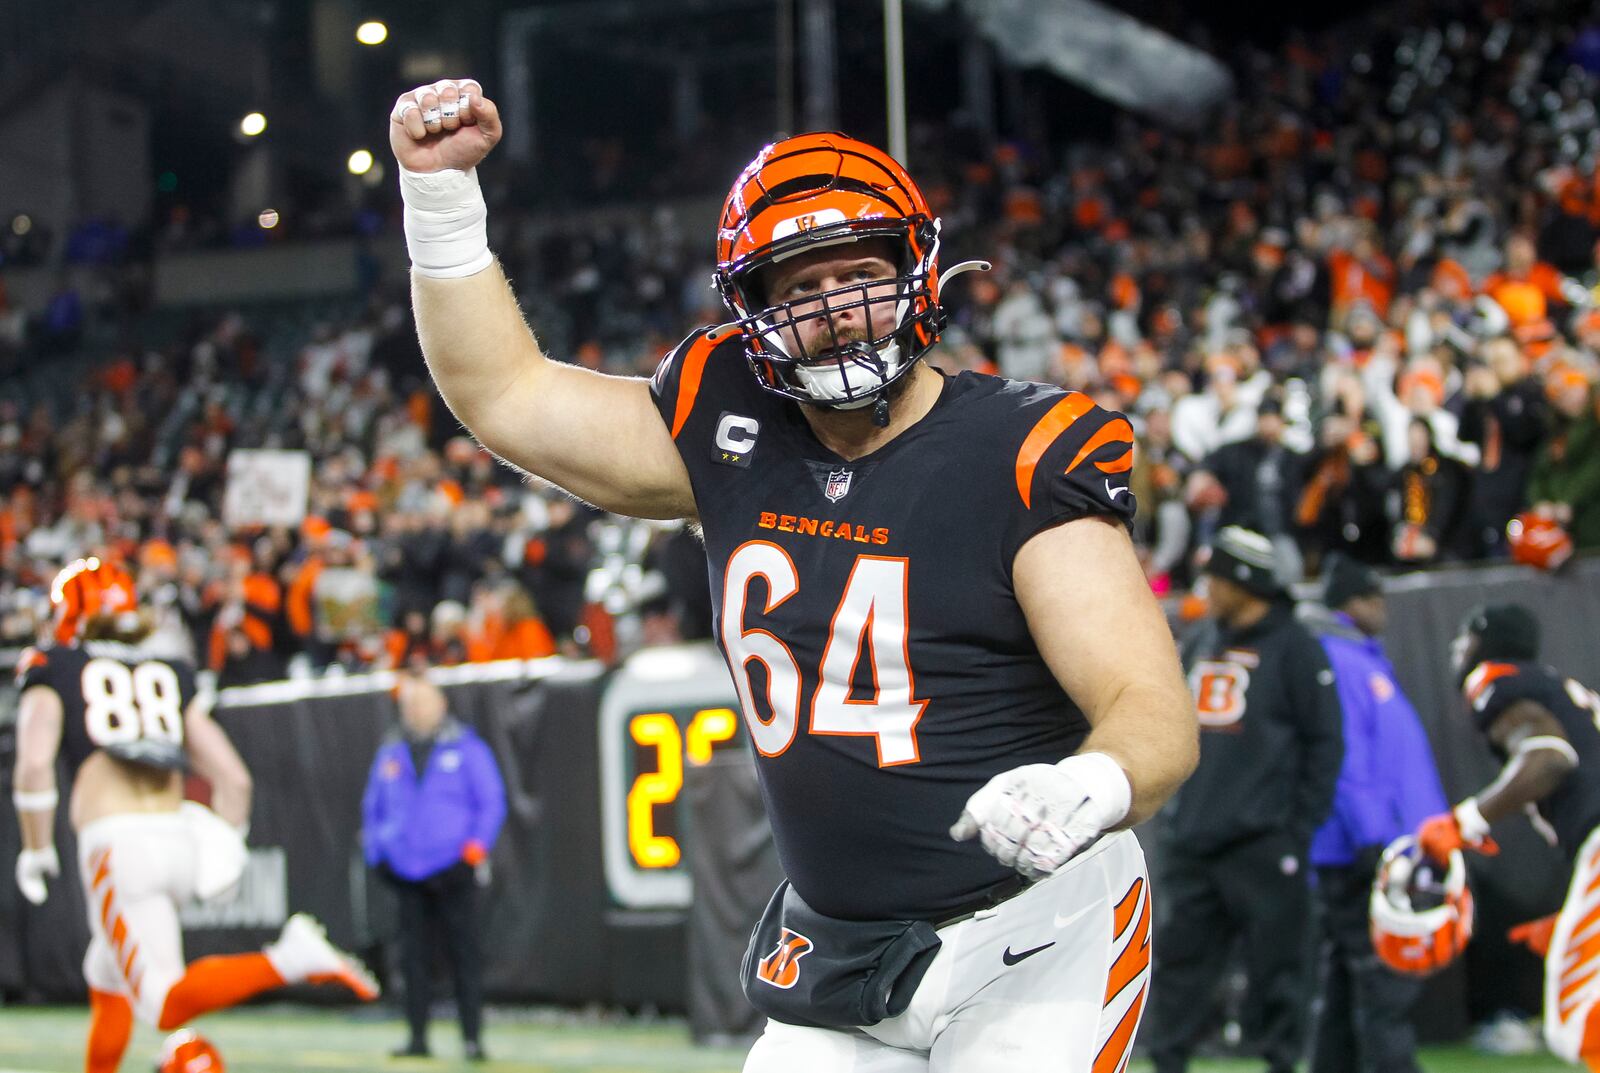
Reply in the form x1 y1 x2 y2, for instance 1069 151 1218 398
1004 387 1138 561
648 324 737 441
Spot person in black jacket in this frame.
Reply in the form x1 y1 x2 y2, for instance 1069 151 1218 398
1457 338 1548 558
1145 526 1344 1073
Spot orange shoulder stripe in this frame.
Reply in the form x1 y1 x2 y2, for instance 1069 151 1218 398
1464 662 1519 705
1067 416 1135 476
670 329 728 440
1015 393 1095 509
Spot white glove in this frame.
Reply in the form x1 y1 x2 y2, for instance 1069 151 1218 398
950 753 1132 879
16 846 60 906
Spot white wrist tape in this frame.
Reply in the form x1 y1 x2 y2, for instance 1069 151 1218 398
1059 752 1133 827
1455 797 1491 842
1515 734 1580 766
400 166 494 279
12 788 58 812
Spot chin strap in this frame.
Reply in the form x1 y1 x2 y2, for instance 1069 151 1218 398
872 395 891 428
937 259 993 291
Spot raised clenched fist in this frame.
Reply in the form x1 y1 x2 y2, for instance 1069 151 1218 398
389 78 502 175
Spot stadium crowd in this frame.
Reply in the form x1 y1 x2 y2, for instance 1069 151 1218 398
2 0 1600 682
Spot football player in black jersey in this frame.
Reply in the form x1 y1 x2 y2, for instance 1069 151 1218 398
1416 603 1600 1068
391 80 1197 1072
12 557 378 1073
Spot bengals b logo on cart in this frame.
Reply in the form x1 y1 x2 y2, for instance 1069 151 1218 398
756 928 813 989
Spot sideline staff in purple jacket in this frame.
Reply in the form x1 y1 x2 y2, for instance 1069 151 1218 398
1306 555 1448 1073
362 664 506 1062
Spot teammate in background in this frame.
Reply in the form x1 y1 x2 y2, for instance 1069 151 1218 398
1417 603 1600 1069
1145 526 1343 1073
12 557 379 1073
390 80 1197 1072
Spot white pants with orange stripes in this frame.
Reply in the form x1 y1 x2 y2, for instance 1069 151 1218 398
1546 826 1600 1065
77 808 244 1027
742 830 1151 1073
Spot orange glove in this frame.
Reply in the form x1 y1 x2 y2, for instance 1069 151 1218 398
462 840 488 867
1417 800 1499 864
1509 915 1557 959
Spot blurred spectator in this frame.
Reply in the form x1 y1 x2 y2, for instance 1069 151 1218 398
1186 395 1306 583
1172 355 1259 462
208 543 285 686
1528 367 1600 551
362 666 505 1062
1294 412 1390 569
1388 418 1471 564
1456 338 1549 557
1304 556 1448 1073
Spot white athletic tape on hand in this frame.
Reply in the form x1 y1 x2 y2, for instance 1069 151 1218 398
393 100 418 122
400 167 494 278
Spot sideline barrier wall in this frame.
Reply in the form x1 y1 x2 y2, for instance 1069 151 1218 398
2 560 1598 1032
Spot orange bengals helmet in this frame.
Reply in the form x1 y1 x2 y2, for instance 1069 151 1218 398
1369 835 1474 976
714 133 982 415
1507 512 1574 571
156 1029 224 1073
50 556 137 644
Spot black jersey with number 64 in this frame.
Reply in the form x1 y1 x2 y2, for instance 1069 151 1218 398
651 326 1139 922
16 641 196 777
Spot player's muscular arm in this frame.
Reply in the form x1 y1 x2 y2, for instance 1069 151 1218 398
183 701 253 830
1475 701 1577 824
392 79 694 520
13 686 64 850
1014 516 1199 825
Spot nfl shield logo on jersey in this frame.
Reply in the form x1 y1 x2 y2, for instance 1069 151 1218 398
824 469 853 502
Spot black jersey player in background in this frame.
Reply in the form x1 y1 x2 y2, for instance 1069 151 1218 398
13 556 377 1073
392 78 1197 1073
1417 603 1600 1069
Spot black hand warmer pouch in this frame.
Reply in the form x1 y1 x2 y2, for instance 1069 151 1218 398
740 880 942 1029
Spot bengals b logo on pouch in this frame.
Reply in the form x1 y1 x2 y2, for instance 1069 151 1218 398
757 928 813 989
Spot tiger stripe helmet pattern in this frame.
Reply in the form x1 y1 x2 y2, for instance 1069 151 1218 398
714 132 946 410
50 556 137 644
1369 835 1474 976
157 1029 225 1073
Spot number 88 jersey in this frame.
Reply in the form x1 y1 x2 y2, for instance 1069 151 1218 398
16 640 196 777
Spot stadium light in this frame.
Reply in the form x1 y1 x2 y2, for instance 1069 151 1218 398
239 112 267 137
356 20 388 45
257 208 280 229
11 214 31 237
347 149 375 176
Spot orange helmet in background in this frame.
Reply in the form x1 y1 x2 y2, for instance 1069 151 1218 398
1507 512 1574 571
1369 836 1474 976
50 556 137 644
156 1030 224 1073
714 133 979 414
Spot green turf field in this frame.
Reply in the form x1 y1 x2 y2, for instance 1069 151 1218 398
0 1005 1576 1072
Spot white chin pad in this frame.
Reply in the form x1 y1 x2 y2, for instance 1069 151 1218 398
793 342 902 405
